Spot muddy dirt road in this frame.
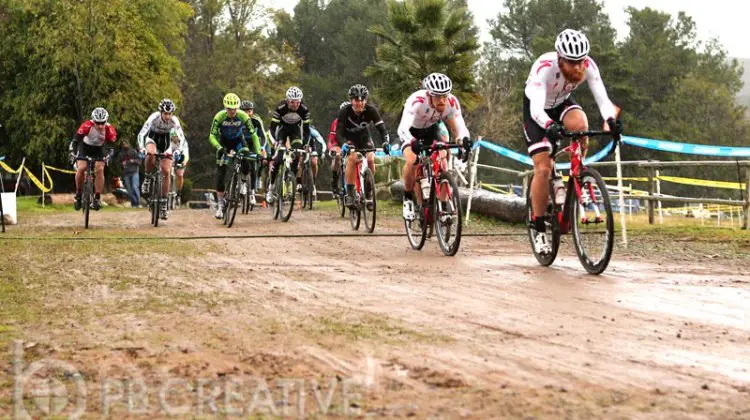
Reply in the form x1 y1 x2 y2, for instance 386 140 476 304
1 205 749 419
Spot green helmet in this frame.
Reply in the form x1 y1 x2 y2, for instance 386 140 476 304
223 93 241 109
170 128 178 138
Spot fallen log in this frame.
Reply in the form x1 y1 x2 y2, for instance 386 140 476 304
389 180 526 223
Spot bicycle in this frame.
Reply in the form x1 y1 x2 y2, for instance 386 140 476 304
167 153 183 211
526 129 620 275
405 140 469 256
328 149 347 219
339 145 384 233
297 147 316 210
269 147 297 222
241 153 262 214
78 155 106 229
144 152 172 227
221 150 252 228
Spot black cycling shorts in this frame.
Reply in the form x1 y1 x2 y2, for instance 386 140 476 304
523 95 581 157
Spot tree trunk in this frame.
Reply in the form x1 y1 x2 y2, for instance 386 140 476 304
389 181 525 223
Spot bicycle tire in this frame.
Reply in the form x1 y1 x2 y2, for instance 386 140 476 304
525 174 561 266
405 177 428 250
227 172 239 228
572 168 614 275
152 172 162 227
280 167 296 222
362 168 376 233
83 171 92 229
435 173 462 256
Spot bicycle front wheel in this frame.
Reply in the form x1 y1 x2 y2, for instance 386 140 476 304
404 188 428 250
279 167 296 222
526 174 561 266
151 174 162 227
227 173 241 228
302 165 314 210
435 172 462 256
362 168 376 233
83 177 92 229
572 168 614 275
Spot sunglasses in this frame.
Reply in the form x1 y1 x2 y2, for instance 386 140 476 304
94 121 106 126
562 58 586 66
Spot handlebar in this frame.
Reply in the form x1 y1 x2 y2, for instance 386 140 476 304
561 130 621 142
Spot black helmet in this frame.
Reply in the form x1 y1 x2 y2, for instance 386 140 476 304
348 84 369 100
240 100 254 111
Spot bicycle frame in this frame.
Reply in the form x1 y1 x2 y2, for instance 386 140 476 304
553 131 618 234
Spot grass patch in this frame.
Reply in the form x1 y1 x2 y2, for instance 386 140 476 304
15 195 133 213
311 313 452 344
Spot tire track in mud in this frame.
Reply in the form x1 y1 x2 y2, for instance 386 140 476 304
4 206 750 418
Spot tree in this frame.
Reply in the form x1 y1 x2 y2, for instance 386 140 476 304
0 0 192 164
179 0 301 183
365 0 481 113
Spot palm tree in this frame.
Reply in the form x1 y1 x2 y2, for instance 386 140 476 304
365 0 481 113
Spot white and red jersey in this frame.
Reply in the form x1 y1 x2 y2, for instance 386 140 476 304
76 120 117 147
137 112 186 150
525 52 617 128
328 119 338 149
397 89 470 145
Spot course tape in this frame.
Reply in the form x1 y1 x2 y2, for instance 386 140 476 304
45 164 77 174
622 135 750 157
475 139 615 169
0 161 55 193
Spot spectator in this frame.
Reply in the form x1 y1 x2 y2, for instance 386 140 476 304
120 141 142 208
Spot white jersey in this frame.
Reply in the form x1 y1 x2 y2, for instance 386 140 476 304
524 52 617 128
397 89 470 145
137 112 187 151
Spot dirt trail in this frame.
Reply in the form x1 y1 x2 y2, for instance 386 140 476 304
1 205 748 419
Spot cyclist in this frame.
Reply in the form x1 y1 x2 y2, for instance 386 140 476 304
240 100 267 204
328 101 350 194
169 128 189 205
307 125 327 198
397 73 472 221
266 86 311 203
137 98 187 219
336 84 390 208
69 107 117 211
209 93 261 219
524 29 623 254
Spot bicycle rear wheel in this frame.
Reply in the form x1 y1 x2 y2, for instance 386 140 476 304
83 176 92 229
435 173 462 256
572 168 614 275
226 172 240 228
526 174 561 266
279 167 296 222
302 164 313 210
362 168 376 233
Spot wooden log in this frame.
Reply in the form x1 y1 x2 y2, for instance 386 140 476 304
389 181 526 223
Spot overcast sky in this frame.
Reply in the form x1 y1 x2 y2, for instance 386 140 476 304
261 0 749 58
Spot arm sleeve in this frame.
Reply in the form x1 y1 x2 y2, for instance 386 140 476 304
397 99 419 146
445 99 470 141
585 58 617 122
209 112 223 149
370 107 390 144
335 108 347 146
137 113 156 150
524 65 555 129
240 112 261 154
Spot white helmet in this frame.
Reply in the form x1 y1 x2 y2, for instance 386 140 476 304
555 29 590 60
339 101 351 109
91 107 109 123
286 86 303 100
422 73 452 96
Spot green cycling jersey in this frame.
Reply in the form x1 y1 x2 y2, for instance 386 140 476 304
208 109 261 155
